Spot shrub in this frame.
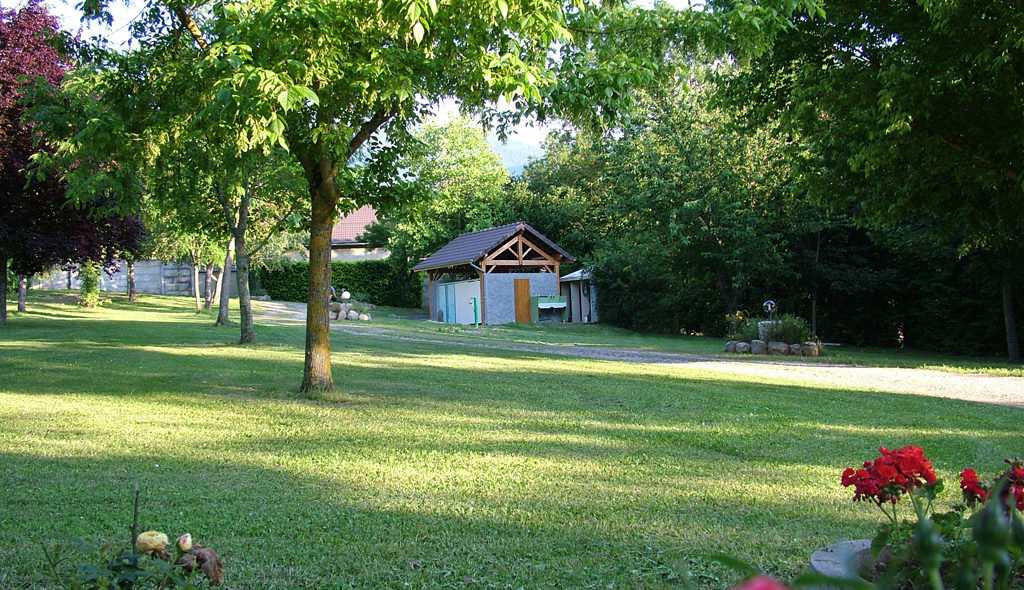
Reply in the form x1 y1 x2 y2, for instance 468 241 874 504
79 261 101 308
736 316 764 342
770 314 810 344
733 314 810 344
256 260 422 308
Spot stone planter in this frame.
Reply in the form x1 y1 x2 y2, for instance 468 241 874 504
809 539 873 586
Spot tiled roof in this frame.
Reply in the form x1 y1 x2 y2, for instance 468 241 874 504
331 205 378 245
412 221 574 271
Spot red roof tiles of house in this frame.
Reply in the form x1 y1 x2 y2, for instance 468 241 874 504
331 205 377 245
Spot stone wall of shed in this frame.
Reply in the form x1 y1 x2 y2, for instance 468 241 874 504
483 272 558 325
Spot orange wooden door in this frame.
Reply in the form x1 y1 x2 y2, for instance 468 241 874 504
514 278 531 323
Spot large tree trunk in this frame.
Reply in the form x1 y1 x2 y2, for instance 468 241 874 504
1 251 8 326
302 179 338 392
235 232 255 344
127 259 136 302
18 275 28 312
216 238 235 327
1002 265 1021 363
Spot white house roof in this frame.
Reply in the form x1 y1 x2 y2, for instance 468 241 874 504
560 269 592 281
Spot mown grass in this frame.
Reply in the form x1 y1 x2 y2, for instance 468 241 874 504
360 305 1024 377
1 293 1022 589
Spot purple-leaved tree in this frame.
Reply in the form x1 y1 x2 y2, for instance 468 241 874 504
0 1 143 324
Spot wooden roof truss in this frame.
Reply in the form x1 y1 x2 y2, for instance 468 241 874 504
481 233 560 274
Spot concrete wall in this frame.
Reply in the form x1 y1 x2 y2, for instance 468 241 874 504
31 260 238 297
330 246 390 262
483 272 558 325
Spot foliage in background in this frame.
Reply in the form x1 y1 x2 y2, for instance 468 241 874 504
363 116 512 268
731 0 1024 361
0 2 144 326
256 260 422 308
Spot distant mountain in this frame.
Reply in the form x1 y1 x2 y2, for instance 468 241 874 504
489 137 545 177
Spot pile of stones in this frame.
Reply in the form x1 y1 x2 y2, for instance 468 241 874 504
330 287 372 321
724 339 819 357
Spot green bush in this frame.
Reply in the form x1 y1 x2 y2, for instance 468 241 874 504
256 260 422 308
771 314 810 344
734 314 811 344
736 316 764 342
79 262 101 308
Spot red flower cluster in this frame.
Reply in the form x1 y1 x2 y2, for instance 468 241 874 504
731 576 790 590
959 468 989 507
1004 458 1024 511
842 446 937 504
959 458 1024 511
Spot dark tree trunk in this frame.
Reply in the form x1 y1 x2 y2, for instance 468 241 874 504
235 232 255 344
1 251 8 326
216 238 234 327
18 275 28 312
127 259 136 302
1002 265 1021 363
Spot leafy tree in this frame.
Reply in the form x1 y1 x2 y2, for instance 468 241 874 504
61 0 820 390
32 45 307 342
0 2 143 324
731 0 1024 361
363 116 512 273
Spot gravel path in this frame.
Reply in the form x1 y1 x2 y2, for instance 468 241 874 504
254 300 1024 408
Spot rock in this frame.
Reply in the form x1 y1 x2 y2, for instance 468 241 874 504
758 320 779 342
358 313 370 321
347 309 359 320
751 339 767 355
252 294 271 301
801 342 820 357
330 302 343 319
735 342 751 354
768 341 789 355
724 340 738 353
789 344 802 356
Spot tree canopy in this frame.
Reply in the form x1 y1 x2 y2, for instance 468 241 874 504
0 1 143 325
730 0 1024 360
51 0 819 389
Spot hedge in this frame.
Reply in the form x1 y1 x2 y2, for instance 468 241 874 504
255 260 422 308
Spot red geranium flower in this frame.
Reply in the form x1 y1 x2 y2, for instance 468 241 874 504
959 468 989 507
843 446 937 505
732 575 791 590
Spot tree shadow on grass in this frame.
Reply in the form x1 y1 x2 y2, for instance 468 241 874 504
0 450 873 590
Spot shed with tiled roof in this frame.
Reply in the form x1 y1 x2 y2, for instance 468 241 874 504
413 222 575 325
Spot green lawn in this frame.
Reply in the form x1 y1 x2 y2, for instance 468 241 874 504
1 294 1022 589
366 305 1024 377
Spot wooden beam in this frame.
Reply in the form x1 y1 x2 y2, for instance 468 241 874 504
485 259 555 266
518 236 556 263
483 235 520 264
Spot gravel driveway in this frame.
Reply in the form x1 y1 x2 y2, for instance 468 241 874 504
255 300 1024 408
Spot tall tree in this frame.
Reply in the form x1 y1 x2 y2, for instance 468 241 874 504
62 0 819 390
731 0 1024 361
0 1 143 324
